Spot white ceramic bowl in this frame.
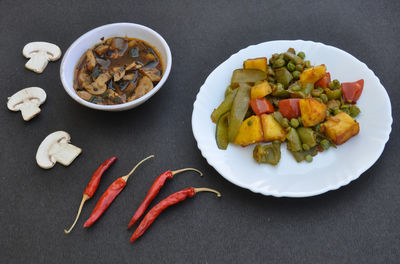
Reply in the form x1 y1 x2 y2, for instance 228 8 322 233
60 23 172 111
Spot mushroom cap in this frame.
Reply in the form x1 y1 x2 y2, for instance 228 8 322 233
7 87 46 111
36 131 71 169
23 42 62 61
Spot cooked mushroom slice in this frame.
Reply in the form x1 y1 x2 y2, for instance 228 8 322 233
112 67 126 82
83 73 111 95
76 91 92 101
77 68 92 87
126 61 142 71
123 73 135 81
23 42 62 73
36 131 82 169
7 87 46 121
128 76 153 101
94 45 109 56
141 68 162 82
85 50 96 71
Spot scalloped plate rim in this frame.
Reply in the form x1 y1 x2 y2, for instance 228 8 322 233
192 39 392 198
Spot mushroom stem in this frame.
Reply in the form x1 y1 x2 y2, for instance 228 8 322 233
194 187 222 197
121 155 154 182
19 100 41 121
64 194 89 234
50 142 82 167
25 50 49 74
171 168 203 176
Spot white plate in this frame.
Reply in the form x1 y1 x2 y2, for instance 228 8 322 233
192 40 392 197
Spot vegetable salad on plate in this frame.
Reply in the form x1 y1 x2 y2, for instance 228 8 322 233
211 48 363 165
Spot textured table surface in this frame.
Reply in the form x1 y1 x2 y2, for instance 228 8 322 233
1 0 399 263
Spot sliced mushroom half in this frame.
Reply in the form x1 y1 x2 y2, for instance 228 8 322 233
36 131 82 169
7 87 47 121
23 42 62 73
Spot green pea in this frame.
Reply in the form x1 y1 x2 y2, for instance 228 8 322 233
273 58 286 68
297 51 305 59
247 119 253 126
311 88 323 97
281 118 289 128
292 70 301 79
295 64 303 71
349 105 360 117
305 154 313 162
291 84 301 91
320 94 328 103
302 144 310 151
333 79 340 88
320 139 330 150
290 118 300 128
304 60 311 68
287 61 296 72
333 107 341 115
328 81 335 89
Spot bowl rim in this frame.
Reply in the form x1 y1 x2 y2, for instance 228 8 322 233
60 22 172 111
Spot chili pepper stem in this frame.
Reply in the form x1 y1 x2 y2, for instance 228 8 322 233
121 155 154 182
171 168 203 176
64 193 90 234
194 187 222 197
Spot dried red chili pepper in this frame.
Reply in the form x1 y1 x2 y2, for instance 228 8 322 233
127 168 203 229
83 155 154 228
130 187 221 242
64 156 117 234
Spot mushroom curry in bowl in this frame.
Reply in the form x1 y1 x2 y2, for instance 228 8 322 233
74 37 163 105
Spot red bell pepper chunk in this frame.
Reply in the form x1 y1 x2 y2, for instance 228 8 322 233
315 72 331 89
278 99 301 119
250 98 274 115
341 79 364 104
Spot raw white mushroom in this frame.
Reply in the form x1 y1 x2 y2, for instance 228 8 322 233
23 42 62 73
36 131 82 169
7 87 47 121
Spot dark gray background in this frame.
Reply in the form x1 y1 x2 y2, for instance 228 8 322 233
1 0 398 263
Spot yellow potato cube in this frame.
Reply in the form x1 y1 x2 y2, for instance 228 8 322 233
234 115 264 146
322 112 360 145
244 57 268 73
299 98 327 127
250 81 272 99
260 114 286 142
299 64 327 84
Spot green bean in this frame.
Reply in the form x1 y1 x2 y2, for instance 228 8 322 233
273 58 286 68
298 117 302 126
211 88 238 123
215 111 230 149
272 83 290 98
287 127 303 152
228 84 251 142
284 52 304 65
272 111 284 124
297 127 317 147
320 93 328 103
290 118 300 128
320 139 330 150
287 48 296 54
268 76 276 82
281 118 289 128
297 51 305 59
274 67 293 88
311 87 323 97
291 83 301 91
231 69 267 85
253 141 282 165
268 67 275 76
302 144 310 151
